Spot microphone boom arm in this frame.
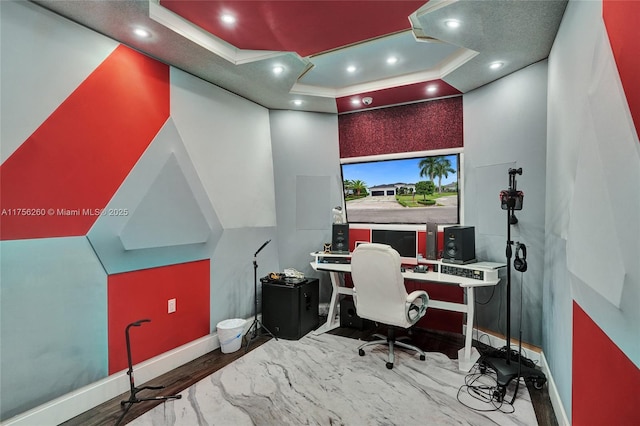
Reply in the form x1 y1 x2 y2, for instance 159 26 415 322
254 239 271 257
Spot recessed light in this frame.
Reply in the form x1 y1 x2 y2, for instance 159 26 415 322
489 61 504 70
272 65 284 75
346 65 357 73
351 99 361 105
427 85 437 93
292 99 302 106
221 14 236 24
386 56 398 65
444 19 461 29
133 28 151 38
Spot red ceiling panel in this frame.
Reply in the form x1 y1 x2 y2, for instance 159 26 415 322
160 0 426 57
336 79 461 113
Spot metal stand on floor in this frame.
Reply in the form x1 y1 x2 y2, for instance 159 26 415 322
478 168 546 402
116 319 181 426
244 239 277 352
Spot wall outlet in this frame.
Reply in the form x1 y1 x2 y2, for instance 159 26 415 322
168 298 176 313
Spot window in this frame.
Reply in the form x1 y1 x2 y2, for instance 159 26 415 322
341 150 462 225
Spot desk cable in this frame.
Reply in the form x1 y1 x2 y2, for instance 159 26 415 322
457 270 534 413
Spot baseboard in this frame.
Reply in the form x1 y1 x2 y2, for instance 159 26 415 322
2 316 257 426
463 325 541 364
539 351 570 426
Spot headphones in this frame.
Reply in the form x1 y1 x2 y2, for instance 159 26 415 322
514 243 527 272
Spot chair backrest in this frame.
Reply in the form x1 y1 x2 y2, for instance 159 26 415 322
350 243 413 328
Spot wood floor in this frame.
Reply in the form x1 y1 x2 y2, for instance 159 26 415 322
62 326 558 426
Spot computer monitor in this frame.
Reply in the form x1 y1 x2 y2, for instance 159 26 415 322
371 229 418 265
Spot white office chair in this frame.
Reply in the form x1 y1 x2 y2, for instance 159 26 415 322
350 243 429 369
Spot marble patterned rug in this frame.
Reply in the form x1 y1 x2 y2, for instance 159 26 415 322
129 333 537 425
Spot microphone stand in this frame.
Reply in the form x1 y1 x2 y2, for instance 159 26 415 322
244 239 277 352
116 319 181 425
478 168 546 402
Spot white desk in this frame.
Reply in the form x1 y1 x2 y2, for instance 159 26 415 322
310 252 504 371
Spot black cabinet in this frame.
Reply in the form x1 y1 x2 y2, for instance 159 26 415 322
262 278 319 340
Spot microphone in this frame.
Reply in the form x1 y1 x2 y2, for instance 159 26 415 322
255 239 271 256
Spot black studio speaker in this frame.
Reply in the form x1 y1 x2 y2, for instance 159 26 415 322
340 297 365 330
426 222 438 260
332 224 349 253
442 226 476 264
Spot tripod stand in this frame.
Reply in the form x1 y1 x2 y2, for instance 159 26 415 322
478 168 546 402
244 239 277 352
116 319 181 425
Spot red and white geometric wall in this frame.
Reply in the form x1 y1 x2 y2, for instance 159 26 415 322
0 2 276 420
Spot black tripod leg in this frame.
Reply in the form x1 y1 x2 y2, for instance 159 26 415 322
258 319 277 340
116 402 133 426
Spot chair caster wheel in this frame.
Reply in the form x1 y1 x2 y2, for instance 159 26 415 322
533 379 545 390
358 349 365 356
420 355 426 361
386 362 393 369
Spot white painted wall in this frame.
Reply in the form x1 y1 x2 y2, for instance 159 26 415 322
0 1 281 421
463 61 549 347
545 0 640 420
269 110 342 302
0 1 118 162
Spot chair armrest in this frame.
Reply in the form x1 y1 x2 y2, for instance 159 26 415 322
406 290 429 322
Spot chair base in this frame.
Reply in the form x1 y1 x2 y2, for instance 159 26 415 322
357 330 426 369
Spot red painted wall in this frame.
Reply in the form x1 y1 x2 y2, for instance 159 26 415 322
572 302 640 425
108 260 210 374
0 45 169 241
349 228 372 252
603 0 640 140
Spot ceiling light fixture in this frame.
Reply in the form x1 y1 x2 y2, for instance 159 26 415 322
444 19 461 29
221 14 236 24
489 61 504 70
292 99 302 106
272 65 284 75
133 28 151 38
386 56 398 65
351 99 361 105
346 65 357 73
427 85 437 93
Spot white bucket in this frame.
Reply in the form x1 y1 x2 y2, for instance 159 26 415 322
216 318 246 353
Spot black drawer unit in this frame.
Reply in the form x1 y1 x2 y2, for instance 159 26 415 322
262 278 319 340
